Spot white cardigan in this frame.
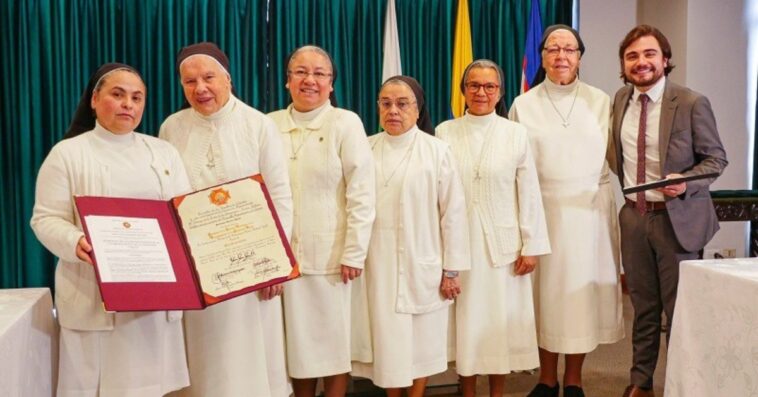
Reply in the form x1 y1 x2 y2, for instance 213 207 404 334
268 104 375 274
369 128 470 314
30 125 191 331
436 114 551 265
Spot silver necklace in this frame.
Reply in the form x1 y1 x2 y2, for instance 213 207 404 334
380 132 417 187
289 129 314 160
543 82 580 128
462 117 496 181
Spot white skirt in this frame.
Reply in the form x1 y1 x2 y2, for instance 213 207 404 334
455 214 539 375
283 274 353 378
351 228 449 388
57 312 188 397
534 180 624 353
177 294 290 397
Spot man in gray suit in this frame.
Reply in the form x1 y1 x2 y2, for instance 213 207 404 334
608 25 728 397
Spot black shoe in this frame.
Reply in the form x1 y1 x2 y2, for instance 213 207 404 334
564 385 586 397
526 382 559 397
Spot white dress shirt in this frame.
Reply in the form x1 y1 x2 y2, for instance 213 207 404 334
621 76 666 202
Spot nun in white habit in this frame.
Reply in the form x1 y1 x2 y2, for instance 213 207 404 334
509 25 623 397
31 63 191 397
436 59 551 397
159 42 293 397
268 45 376 397
351 76 469 397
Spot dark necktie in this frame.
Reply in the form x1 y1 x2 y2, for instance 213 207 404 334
636 94 650 215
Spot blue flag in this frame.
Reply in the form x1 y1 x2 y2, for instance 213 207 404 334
520 0 543 93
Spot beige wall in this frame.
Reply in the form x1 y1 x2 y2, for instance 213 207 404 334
685 0 751 255
637 0 688 86
577 0 636 95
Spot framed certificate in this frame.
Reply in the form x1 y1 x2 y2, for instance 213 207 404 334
75 174 299 312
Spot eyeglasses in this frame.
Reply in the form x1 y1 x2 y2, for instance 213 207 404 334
288 70 333 81
543 46 579 57
464 82 500 94
377 99 417 112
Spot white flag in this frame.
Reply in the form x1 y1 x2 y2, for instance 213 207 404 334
381 0 402 82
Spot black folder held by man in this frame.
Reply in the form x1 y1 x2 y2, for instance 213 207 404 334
622 172 721 195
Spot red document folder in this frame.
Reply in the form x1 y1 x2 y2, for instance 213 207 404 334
74 174 299 312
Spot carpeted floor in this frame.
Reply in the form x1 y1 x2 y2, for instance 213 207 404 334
351 295 667 397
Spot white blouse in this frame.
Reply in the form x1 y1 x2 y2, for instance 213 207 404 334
269 103 375 274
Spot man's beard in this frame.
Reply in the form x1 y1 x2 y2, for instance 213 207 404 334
626 66 663 88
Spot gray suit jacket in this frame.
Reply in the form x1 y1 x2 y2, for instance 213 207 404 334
608 80 728 252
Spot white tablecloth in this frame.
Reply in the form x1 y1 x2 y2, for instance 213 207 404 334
0 288 57 397
665 258 758 397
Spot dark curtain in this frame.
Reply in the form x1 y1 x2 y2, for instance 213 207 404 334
267 0 384 131
0 0 572 289
0 0 269 289
394 0 456 129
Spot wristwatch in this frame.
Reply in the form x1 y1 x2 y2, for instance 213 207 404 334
443 270 459 278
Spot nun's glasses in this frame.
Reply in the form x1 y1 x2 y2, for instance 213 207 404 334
288 70 333 81
464 82 500 94
543 46 579 57
377 99 417 112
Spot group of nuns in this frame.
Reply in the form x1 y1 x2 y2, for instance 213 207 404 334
31 24 622 397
